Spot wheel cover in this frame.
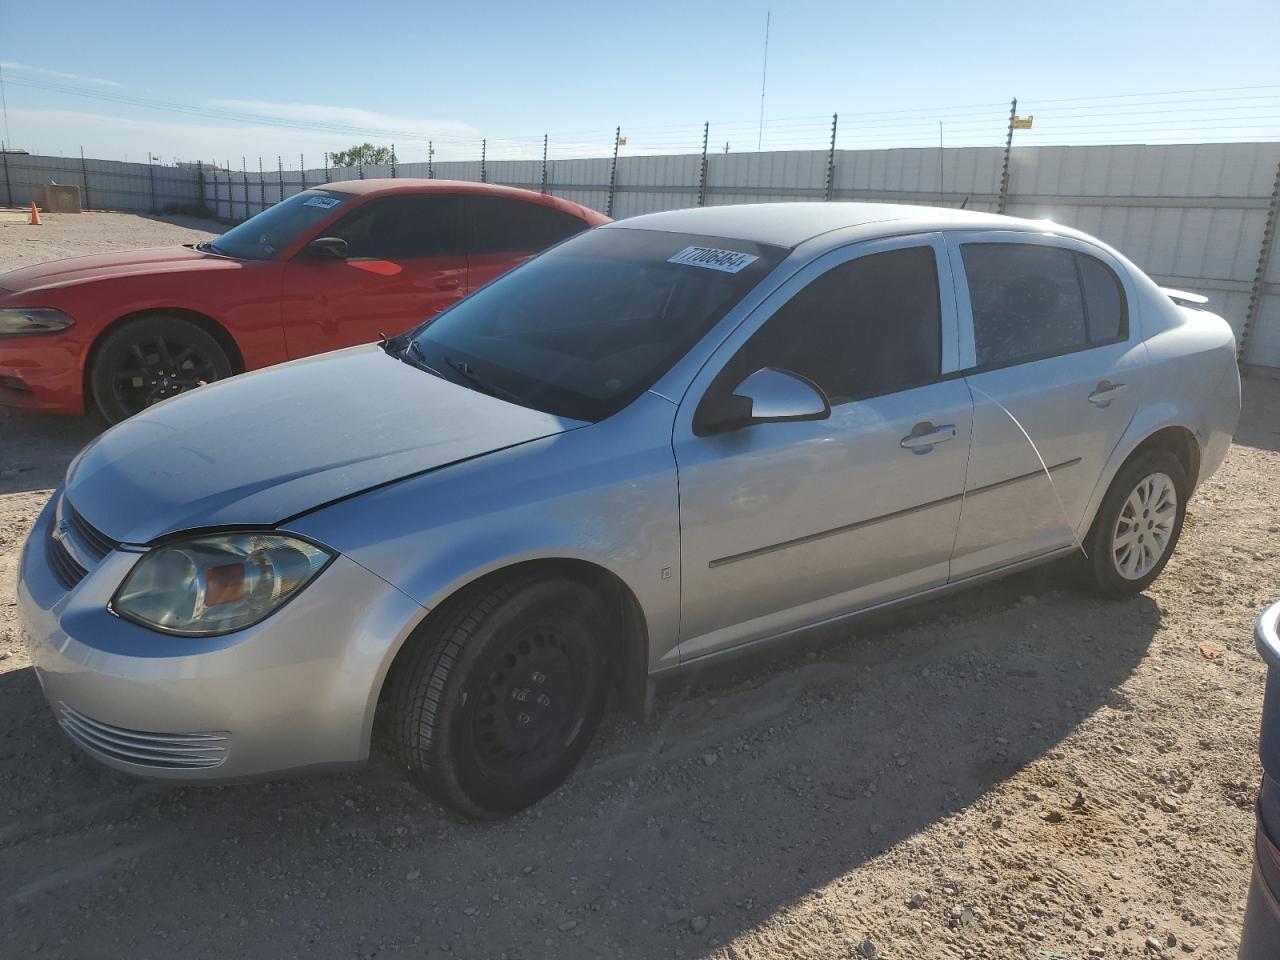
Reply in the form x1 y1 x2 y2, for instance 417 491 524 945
1111 471 1177 580
466 619 592 786
108 333 220 415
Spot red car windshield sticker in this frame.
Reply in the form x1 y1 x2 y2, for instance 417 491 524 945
667 246 759 274
303 196 342 209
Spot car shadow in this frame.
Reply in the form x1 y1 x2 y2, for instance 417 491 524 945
1236 374 1280 454
0 408 101 496
0 559 1160 958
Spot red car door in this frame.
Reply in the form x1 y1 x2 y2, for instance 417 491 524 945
280 193 467 357
464 194 594 292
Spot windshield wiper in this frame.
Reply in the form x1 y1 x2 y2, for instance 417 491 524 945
195 240 229 256
444 355 521 404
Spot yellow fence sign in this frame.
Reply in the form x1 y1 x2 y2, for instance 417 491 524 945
1012 116 1034 129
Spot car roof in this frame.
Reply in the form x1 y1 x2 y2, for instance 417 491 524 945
604 202 1066 249
319 178 609 223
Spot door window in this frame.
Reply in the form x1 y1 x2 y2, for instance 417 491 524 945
468 196 589 254
718 245 943 406
325 195 463 260
961 243 1127 368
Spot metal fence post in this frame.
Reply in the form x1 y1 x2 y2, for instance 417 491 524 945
541 134 548 195
358 161 364 181
1241 154 1280 365
697 122 710 207
277 157 284 201
480 139 487 183
196 160 205 214
2 148 10 208
390 144 397 179
300 154 306 191
148 154 159 213
428 142 434 179
79 146 92 211
242 157 250 221
998 98 1017 215
607 126 621 218
258 157 265 212
824 113 838 201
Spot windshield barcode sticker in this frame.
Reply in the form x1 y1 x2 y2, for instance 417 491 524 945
667 246 758 273
303 195 341 208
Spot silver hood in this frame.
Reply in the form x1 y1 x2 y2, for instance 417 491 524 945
65 344 584 544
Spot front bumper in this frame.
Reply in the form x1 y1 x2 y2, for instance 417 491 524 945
17 493 425 781
0 331 88 414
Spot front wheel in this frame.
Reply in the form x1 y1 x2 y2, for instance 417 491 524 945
385 576 611 819
1085 449 1188 598
89 316 233 424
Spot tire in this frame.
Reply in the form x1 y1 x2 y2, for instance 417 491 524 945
89 316 234 424
1085 449 1188 598
385 575 612 820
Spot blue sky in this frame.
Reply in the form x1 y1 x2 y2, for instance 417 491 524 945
1 0 1277 165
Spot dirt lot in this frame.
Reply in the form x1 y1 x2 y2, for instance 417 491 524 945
2 213 1279 960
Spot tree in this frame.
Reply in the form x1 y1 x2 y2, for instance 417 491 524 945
328 143 396 167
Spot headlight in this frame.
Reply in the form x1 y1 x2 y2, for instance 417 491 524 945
0 307 76 337
112 533 333 636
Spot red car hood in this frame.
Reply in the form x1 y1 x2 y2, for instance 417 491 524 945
0 245 231 294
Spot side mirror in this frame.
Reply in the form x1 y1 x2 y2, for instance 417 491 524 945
305 236 348 259
695 367 831 436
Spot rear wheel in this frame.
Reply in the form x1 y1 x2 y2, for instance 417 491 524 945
385 575 611 819
1085 449 1188 598
89 316 232 424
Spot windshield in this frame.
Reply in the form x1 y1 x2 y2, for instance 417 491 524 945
402 228 786 422
209 189 351 260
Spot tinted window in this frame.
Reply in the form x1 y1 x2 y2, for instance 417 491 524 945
469 196 589 254
963 244 1088 367
212 189 350 260
403 229 785 422
722 246 942 406
1077 253 1127 343
327 195 462 259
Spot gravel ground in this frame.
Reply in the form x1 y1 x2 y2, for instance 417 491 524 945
2 213 1279 960
0 208 220 269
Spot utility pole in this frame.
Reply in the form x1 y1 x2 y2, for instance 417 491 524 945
697 122 710 207
998 97 1017 215
757 11 771 151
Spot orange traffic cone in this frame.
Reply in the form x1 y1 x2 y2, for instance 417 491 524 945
28 201 41 225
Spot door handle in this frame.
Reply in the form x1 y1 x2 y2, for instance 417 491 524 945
900 422 957 452
1088 380 1128 406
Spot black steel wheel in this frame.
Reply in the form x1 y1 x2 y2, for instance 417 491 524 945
385 575 611 820
90 316 232 424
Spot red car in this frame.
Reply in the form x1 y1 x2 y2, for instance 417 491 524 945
0 180 609 422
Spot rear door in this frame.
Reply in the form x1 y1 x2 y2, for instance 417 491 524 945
948 232 1145 578
465 195 591 292
280 193 466 357
673 234 974 662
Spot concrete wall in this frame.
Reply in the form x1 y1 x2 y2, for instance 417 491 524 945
4 142 1278 369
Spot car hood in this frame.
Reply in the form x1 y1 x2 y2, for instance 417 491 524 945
0 245 230 294
65 344 585 544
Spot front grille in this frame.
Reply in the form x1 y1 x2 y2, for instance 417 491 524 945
65 502 117 560
46 530 88 589
57 703 229 769
45 494 119 590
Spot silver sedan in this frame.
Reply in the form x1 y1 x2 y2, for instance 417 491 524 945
18 203 1241 818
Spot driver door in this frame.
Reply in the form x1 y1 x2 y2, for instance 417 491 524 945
281 193 467 357
672 235 974 663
